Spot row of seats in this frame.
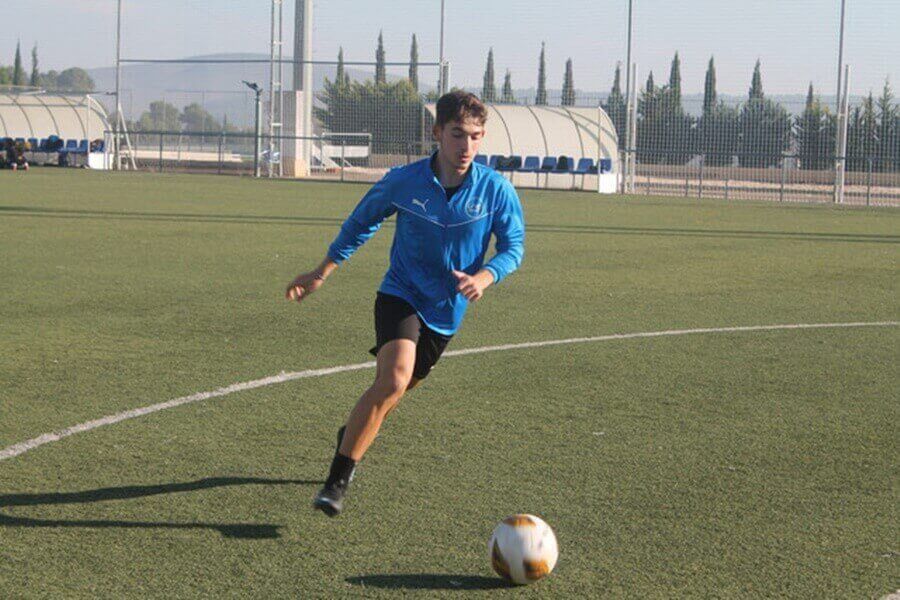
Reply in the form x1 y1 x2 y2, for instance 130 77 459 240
475 154 613 175
1 137 103 154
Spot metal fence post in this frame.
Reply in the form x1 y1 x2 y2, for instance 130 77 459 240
780 157 786 202
866 157 873 206
698 156 704 199
158 133 164 173
217 133 224 175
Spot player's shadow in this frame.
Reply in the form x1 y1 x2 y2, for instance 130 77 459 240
0 476 321 539
346 574 510 590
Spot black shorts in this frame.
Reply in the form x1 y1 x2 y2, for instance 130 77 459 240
369 293 452 380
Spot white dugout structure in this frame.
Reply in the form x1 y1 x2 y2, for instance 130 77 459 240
423 103 620 192
0 92 110 142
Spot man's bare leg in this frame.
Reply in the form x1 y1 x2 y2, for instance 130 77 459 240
314 339 425 516
340 339 417 461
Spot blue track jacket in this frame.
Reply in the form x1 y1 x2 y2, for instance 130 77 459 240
327 156 525 336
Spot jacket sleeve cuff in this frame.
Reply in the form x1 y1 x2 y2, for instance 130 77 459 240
483 264 502 284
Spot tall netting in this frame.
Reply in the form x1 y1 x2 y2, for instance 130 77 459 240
102 1 898 205
105 1 625 183
620 0 898 205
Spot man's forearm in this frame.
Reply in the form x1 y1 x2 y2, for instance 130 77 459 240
316 257 339 280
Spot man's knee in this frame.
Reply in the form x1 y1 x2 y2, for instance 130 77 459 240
373 366 414 400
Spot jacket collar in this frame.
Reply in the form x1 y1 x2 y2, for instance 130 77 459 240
427 151 478 192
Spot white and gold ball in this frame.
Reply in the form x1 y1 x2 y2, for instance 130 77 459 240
489 514 558 585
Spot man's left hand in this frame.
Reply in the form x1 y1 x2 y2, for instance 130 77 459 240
451 269 494 302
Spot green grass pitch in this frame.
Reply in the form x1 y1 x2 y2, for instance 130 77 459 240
0 170 898 598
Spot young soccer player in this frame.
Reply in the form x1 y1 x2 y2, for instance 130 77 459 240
285 91 525 516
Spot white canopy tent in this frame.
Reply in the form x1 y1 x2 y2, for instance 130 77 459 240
0 92 110 141
423 103 619 192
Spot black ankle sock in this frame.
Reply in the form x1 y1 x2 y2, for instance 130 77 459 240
326 452 357 487
336 426 346 452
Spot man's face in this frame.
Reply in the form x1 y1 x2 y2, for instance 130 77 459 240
433 117 485 173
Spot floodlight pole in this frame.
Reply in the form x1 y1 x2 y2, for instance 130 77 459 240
114 0 123 170
438 0 446 94
835 0 846 115
834 65 850 204
244 81 263 178
623 0 634 194
625 0 633 118
254 87 262 178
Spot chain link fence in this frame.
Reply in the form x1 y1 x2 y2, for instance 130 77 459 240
113 129 436 183
92 0 899 206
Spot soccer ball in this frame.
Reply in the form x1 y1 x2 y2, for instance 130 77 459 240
489 514 558 585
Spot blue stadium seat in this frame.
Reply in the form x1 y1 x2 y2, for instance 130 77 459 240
488 155 500 170
517 156 540 172
14 137 25 144
65 139 78 150
571 157 597 187
38 138 48 151
474 154 488 166
599 158 613 173
27 138 38 150
573 158 595 175
540 156 558 172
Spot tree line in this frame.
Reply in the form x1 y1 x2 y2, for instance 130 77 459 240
317 34 898 172
0 42 95 91
12 36 893 172
316 34 579 152
602 53 899 172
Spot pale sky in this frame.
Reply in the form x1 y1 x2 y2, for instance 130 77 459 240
5 0 898 97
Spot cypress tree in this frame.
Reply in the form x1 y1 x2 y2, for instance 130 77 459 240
739 61 790 168
30 44 39 87
409 34 419 91
482 48 496 102
336 47 347 88
13 41 25 86
796 83 829 170
749 59 764 100
501 70 515 104
703 56 717 117
375 31 386 85
561 58 575 106
667 52 682 106
861 92 878 165
604 62 626 147
535 42 547 105
876 79 895 171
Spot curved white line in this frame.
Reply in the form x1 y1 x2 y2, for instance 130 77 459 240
1 321 897 463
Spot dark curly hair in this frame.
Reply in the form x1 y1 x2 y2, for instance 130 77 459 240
435 90 488 128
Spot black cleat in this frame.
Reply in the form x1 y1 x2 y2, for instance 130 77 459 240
313 482 347 517
314 425 355 517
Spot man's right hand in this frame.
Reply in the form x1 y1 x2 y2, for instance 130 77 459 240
285 271 325 303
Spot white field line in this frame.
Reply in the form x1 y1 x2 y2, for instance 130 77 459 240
1 321 897 463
